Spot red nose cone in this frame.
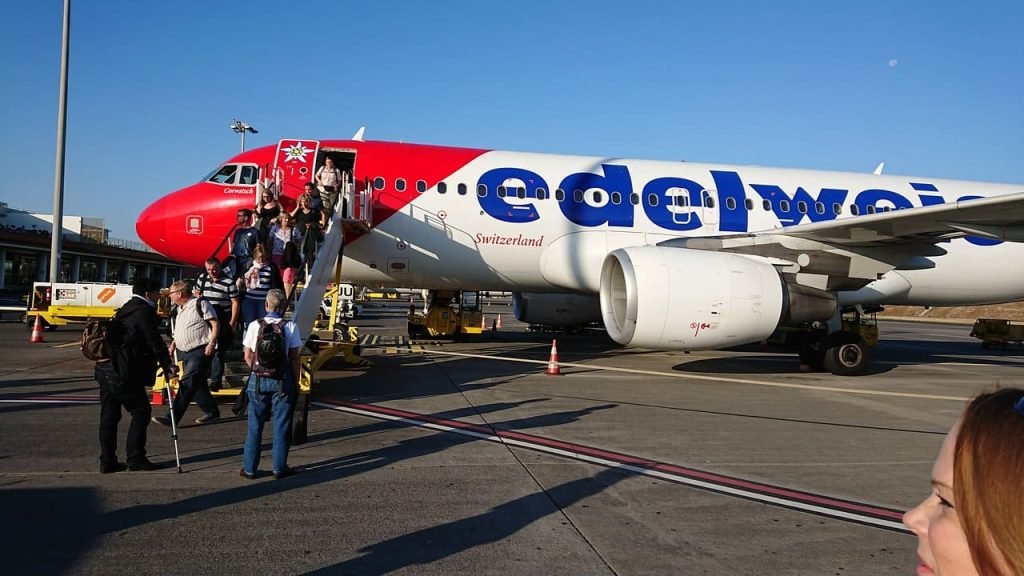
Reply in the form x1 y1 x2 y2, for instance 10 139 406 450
136 198 167 255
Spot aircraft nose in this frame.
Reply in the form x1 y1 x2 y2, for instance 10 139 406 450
136 197 167 254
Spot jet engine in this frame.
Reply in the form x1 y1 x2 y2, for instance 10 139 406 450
600 247 835 350
512 292 602 327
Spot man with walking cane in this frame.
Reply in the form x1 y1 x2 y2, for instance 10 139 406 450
97 277 177 473
152 280 221 427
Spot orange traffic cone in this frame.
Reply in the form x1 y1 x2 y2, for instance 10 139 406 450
496 314 503 329
481 314 487 330
30 315 45 343
546 339 561 375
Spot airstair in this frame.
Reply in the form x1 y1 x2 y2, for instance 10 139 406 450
283 178 373 443
154 176 374 445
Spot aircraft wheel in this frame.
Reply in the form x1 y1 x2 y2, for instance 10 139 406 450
822 332 870 376
291 394 309 445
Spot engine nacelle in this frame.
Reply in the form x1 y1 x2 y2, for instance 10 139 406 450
600 247 787 350
512 292 602 327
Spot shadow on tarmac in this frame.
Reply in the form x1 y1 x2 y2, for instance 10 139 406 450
0 401 622 574
302 467 626 575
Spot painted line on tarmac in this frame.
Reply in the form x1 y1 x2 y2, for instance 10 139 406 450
51 342 81 349
315 398 908 533
422 349 969 402
0 394 98 404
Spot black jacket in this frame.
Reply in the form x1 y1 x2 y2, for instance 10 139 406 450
111 296 173 389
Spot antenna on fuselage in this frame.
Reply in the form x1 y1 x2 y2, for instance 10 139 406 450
352 127 365 141
873 162 885 175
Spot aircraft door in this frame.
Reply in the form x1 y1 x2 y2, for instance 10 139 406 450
668 187 695 227
701 189 719 229
273 139 321 207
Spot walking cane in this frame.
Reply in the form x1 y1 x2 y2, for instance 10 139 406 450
164 373 183 473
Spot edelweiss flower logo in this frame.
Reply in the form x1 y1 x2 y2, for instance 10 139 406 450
283 142 312 163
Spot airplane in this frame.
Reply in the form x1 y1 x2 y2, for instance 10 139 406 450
137 133 1024 376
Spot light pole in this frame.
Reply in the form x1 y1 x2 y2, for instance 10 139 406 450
230 119 258 152
50 0 71 285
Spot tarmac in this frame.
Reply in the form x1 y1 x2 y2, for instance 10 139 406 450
1 301 1022 575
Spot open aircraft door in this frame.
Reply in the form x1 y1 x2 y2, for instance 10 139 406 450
355 177 374 225
273 139 321 204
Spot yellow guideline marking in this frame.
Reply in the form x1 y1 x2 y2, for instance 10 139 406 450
423 350 969 402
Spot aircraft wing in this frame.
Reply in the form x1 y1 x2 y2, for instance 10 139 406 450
662 190 1024 292
769 190 1024 246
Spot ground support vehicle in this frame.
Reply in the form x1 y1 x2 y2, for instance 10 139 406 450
970 318 1024 349
24 282 135 330
407 290 485 339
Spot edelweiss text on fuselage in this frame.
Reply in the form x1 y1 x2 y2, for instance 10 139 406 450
474 165 997 246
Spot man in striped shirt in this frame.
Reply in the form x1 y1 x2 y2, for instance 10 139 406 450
153 280 221 426
194 257 239 391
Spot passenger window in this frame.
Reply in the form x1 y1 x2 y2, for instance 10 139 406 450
796 201 808 214
815 202 825 215
866 205 877 214
373 177 385 190
675 195 689 207
592 190 603 203
725 197 736 210
438 182 447 194
416 180 427 193
703 191 715 208
630 193 640 205
208 165 238 184
555 188 565 201
745 198 754 210
536 187 547 200
779 200 791 212
611 191 622 205
497 186 507 198
648 193 659 206
457 183 467 195
477 184 487 197
517 186 526 199
396 178 406 192
238 166 259 185
850 204 860 216
832 202 842 215
762 199 771 211
573 189 583 203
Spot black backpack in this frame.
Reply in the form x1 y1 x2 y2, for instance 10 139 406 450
253 319 287 379
81 317 123 362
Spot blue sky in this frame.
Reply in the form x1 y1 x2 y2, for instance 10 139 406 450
2 0 1022 242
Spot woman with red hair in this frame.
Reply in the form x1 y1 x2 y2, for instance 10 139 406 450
904 388 1024 575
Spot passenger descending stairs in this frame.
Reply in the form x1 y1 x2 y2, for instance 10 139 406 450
291 187 370 343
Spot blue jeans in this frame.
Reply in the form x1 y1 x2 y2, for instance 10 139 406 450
242 373 296 474
166 346 219 422
241 297 266 329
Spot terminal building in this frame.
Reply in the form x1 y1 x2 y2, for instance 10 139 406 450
0 202 190 296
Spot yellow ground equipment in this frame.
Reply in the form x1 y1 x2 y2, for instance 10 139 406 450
25 282 136 329
841 307 879 347
407 290 485 339
970 318 1024 350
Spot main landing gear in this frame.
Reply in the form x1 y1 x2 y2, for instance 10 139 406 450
795 307 877 376
798 330 871 376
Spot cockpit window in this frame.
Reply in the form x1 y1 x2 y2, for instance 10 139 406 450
238 165 259 185
207 165 238 184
